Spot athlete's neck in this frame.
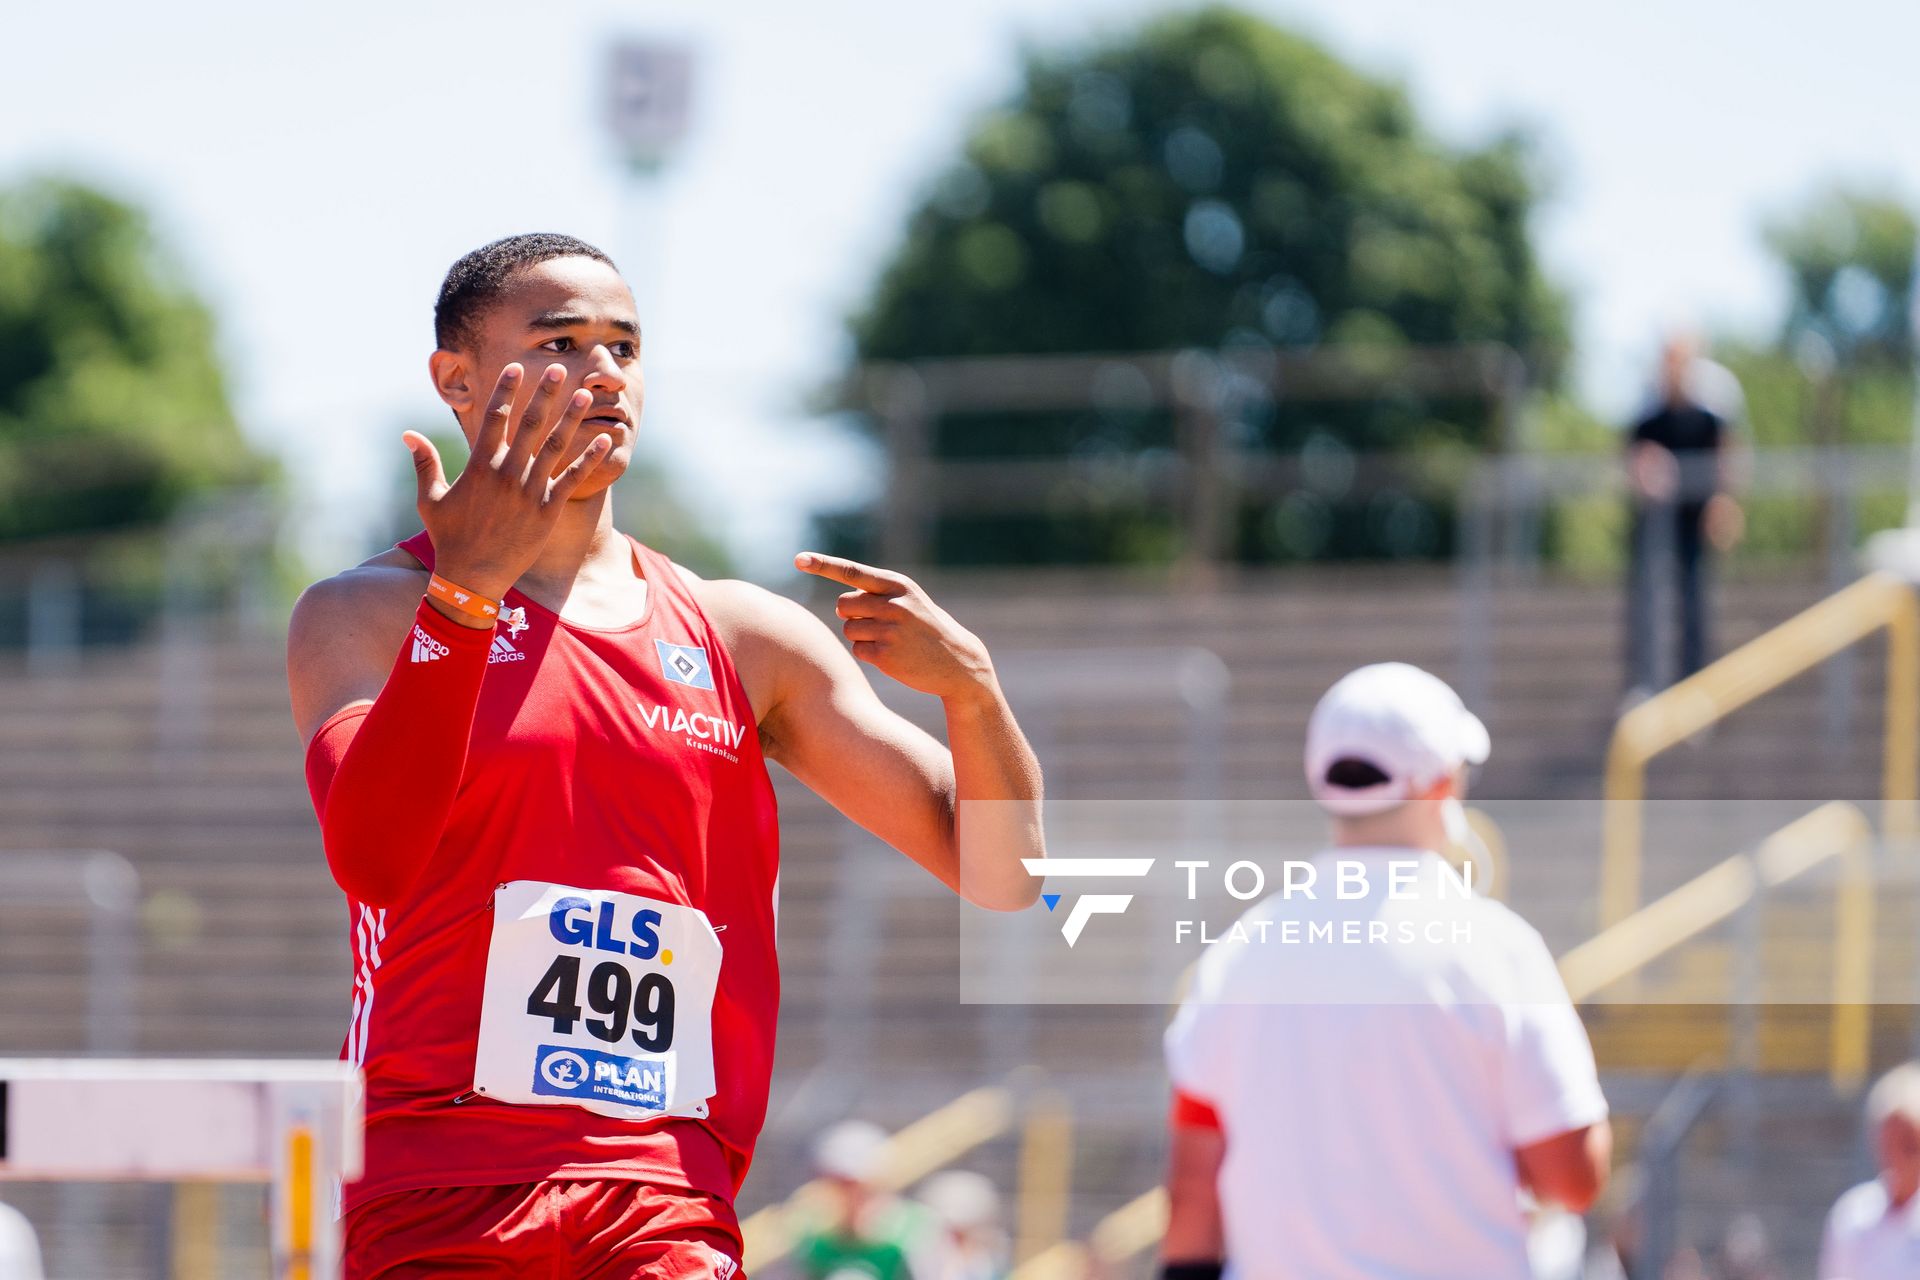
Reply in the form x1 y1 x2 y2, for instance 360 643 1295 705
513 489 646 622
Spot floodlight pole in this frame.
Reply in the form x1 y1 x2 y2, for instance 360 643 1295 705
605 39 694 317
604 38 695 541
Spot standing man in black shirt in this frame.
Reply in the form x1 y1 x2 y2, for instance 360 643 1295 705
1625 333 1745 698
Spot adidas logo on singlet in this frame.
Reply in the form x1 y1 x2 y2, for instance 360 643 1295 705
489 632 527 664
410 625 449 664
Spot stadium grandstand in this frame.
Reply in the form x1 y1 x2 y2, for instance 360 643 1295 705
0 405 1916 1275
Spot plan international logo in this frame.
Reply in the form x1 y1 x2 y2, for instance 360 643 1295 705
1020 857 1156 947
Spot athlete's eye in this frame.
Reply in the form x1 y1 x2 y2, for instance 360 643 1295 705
539 337 575 353
610 341 638 361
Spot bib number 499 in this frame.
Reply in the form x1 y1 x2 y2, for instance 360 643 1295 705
475 881 719 1121
526 954 676 1052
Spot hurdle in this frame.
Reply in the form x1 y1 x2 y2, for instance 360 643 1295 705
0 1059 361 1278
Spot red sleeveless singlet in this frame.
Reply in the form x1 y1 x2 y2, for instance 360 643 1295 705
319 532 781 1212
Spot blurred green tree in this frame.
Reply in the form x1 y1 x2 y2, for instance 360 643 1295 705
1538 184 1920 577
1765 186 1916 368
840 6 1566 565
0 177 263 541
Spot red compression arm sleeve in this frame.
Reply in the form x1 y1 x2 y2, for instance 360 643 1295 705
303 600 491 906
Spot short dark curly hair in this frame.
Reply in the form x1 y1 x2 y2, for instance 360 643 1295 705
434 233 618 351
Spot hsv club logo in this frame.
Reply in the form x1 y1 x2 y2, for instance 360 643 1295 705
655 640 715 691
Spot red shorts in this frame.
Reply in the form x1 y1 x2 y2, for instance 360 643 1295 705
343 1179 744 1279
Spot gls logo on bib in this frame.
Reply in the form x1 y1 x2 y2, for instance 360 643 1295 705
472 882 723 1122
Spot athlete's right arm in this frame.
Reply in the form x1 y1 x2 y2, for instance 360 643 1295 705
289 562 494 907
287 361 613 906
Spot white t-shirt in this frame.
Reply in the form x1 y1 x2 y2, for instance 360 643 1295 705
1820 1179 1920 1279
1164 848 1608 1280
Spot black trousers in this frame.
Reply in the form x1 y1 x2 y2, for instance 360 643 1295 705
1626 500 1710 690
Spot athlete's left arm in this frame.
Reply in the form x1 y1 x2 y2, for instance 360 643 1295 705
696 556 1044 911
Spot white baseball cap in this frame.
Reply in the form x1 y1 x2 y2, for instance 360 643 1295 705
918 1169 1001 1231
813 1119 888 1182
1304 663 1490 817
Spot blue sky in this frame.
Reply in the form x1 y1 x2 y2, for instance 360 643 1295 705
2 0 1913 577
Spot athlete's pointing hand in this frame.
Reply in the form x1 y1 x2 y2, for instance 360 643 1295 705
795 553 995 700
404 362 613 619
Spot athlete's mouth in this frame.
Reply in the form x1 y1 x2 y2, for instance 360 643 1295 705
584 407 631 431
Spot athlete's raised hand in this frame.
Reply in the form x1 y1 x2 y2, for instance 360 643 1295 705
796 553 995 700
404 362 613 607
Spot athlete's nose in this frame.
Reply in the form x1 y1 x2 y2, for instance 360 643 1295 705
583 346 627 393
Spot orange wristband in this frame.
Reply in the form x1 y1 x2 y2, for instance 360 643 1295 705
426 573 502 623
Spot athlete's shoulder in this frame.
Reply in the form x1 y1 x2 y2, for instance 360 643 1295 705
660 569 835 729
685 572 830 654
287 546 435 740
291 546 430 638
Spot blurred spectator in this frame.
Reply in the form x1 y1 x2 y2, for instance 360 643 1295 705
1160 664 1611 1278
785 1120 932 1280
1661 1245 1709 1280
915 1170 1008 1280
0 1202 42 1280
1715 1212 1780 1280
1819 1061 1920 1278
1624 333 1746 701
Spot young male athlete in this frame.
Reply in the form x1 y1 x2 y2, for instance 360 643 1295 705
287 233 1045 1277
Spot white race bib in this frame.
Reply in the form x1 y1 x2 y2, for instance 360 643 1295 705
472 881 722 1121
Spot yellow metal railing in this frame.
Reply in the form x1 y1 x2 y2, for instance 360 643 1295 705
171 1184 219 1279
1600 572 1919 929
740 1079 1070 1271
1011 1185 1168 1280
1456 806 1509 901
1563 800 1877 1091
1012 1082 1074 1263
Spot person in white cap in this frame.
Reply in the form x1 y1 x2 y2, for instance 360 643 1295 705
1819 1061 1920 1279
1159 663 1611 1280
780 1120 931 1280
915 1170 1008 1280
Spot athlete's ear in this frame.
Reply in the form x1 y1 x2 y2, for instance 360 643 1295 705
429 349 476 420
